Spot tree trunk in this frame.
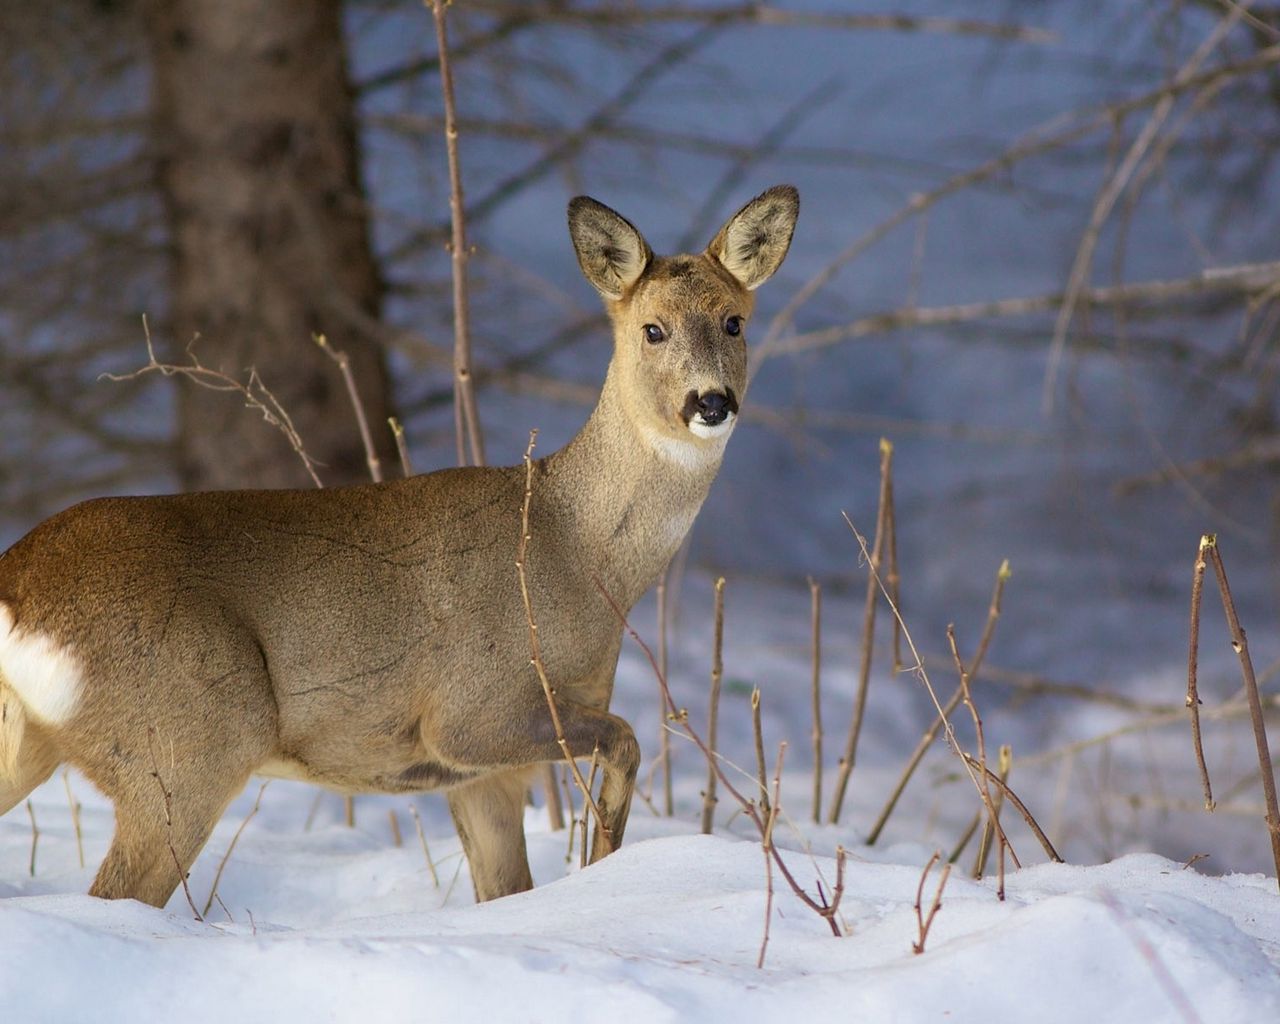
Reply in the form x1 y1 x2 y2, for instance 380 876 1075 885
146 0 395 490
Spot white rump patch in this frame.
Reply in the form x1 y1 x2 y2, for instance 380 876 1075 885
0 604 83 726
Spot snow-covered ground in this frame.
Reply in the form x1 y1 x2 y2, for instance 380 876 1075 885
3 574 1278 1022
3 777 1278 1023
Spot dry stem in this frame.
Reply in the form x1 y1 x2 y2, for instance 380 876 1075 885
1186 536 1215 809
950 624 1013 889
701 577 727 834
428 0 485 468
809 576 823 824
757 741 787 970
658 574 674 817
963 755 1062 864
846 520 1059 864
829 438 893 824
314 333 383 483
597 581 846 939
408 805 441 887
108 316 323 487
62 768 84 869
389 417 414 477
1202 536 1280 888
25 799 37 877
145 727 202 921
543 763 566 832
974 745 1012 881
911 852 952 955
516 431 608 846
203 781 267 916
867 560 1011 845
752 687 771 819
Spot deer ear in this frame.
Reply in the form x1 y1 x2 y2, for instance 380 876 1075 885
707 185 799 290
568 196 653 300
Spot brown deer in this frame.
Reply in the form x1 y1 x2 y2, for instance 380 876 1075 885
0 185 799 907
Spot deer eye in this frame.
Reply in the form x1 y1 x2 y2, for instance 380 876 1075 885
724 315 742 337
643 323 665 344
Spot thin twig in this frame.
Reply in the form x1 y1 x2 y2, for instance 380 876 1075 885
389 417 414 477
975 745 1012 882
408 805 440 887
829 439 893 823
62 768 84 869
428 0 485 468
949 624 1014 884
809 577 823 824
757 741 787 970
867 560 1012 845
752 687 770 820
845 519 1059 864
543 762 566 832
1187 536 1216 810
145 727 202 921
516 431 609 846
25 799 37 877
702 577 727 834
911 852 952 955
203 781 267 917
467 1 1055 42
597 581 845 936
581 750 601 870
108 316 323 487
963 755 1063 864
389 809 403 848
1202 536 1280 889
314 333 383 483
560 767 577 864
658 574 673 818
884 469 902 673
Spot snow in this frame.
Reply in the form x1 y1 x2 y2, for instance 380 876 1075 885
4 677 1280 1024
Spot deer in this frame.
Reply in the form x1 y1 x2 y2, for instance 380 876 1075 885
0 185 799 908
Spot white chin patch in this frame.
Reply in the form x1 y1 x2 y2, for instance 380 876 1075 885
688 413 736 440
0 603 84 726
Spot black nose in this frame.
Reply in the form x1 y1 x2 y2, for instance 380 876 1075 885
696 391 730 426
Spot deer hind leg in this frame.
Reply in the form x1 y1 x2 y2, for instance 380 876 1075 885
428 695 640 899
0 715 60 817
447 767 535 902
82 700 272 908
88 758 252 909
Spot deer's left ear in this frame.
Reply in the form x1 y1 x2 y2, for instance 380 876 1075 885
706 185 799 290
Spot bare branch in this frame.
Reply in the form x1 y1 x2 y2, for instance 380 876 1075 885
468 2 1056 43
428 0 486 468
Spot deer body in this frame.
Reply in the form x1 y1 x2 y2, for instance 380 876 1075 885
0 186 798 907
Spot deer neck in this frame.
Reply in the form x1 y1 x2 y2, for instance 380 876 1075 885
543 361 727 609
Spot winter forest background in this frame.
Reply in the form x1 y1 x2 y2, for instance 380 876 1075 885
3 2 1280 1018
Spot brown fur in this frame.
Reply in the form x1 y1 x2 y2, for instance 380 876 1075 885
0 185 799 907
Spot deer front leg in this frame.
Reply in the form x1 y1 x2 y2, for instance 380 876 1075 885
427 694 640 899
447 768 535 902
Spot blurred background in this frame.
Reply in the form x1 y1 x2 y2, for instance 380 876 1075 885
3 0 1279 869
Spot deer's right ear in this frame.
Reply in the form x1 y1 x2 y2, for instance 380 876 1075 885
568 196 653 300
